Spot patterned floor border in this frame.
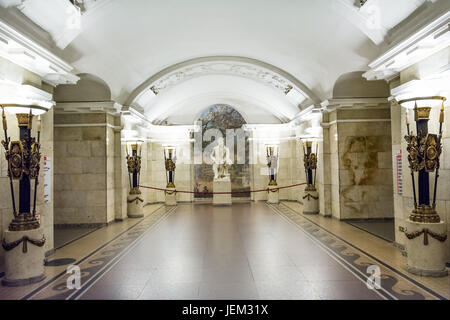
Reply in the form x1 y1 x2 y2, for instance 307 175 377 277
270 203 447 300
21 205 177 300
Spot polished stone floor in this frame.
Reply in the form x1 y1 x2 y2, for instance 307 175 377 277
77 202 381 300
1 202 447 300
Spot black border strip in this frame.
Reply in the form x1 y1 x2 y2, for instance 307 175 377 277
279 203 447 300
21 204 165 300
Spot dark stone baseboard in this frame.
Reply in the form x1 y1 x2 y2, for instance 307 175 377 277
2 273 46 287
54 223 106 229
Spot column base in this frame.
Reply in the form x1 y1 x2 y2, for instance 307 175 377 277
165 187 177 206
213 178 231 206
2 227 46 287
267 186 279 204
404 219 448 277
302 187 319 214
127 189 144 218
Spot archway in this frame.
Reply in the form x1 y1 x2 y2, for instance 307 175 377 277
193 104 250 199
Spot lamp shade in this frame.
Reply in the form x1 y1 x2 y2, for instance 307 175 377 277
164 145 176 159
397 96 446 109
265 144 279 156
1 101 54 115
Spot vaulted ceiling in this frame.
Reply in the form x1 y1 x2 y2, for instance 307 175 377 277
0 0 442 123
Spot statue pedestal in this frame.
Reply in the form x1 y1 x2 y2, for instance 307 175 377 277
267 186 279 204
302 188 319 214
165 188 177 206
404 219 448 277
127 189 144 218
2 227 46 287
213 178 231 206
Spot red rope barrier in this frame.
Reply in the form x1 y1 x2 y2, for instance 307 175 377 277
139 183 307 195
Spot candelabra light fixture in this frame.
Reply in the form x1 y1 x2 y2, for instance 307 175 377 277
1 106 44 231
400 96 446 223
265 144 279 186
302 140 318 191
126 140 143 194
1 103 50 286
164 146 176 188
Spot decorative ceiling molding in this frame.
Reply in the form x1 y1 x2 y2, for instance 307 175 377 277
0 18 79 86
363 10 450 81
148 62 294 96
126 56 320 107
320 98 390 112
54 101 122 115
0 0 113 49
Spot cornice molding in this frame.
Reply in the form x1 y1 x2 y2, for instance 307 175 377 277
0 18 79 86
320 118 391 128
320 98 389 111
54 123 123 132
390 78 450 101
55 101 122 115
363 11 450 81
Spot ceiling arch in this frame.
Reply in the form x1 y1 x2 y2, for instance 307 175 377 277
125 56 320 106
127 56 320 124
138 74 300 124
56 0 387 105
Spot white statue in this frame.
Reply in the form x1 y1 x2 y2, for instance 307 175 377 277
210 137 232 181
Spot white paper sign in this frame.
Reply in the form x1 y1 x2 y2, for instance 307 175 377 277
43 156 52 204
396 150 402 195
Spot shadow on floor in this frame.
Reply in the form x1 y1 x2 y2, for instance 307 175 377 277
346 220 395 242
54 226 100 249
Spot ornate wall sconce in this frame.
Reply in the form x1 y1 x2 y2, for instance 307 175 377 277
302 140 318 192
1 104 50 286
126 140 142 193
398 96 448 277
163 146 177 206
1 107 43 231
400 97 445 223
301 139 319 214
126 140 144 218
266 144 279 186
164 146 176 188
265 144 279 204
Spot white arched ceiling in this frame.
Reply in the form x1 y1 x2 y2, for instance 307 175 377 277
140 74 299 124
57 0 388 104
10 0 434 123
128 57 316 124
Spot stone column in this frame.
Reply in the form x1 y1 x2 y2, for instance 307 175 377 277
53 102 121 227
321 98 394 220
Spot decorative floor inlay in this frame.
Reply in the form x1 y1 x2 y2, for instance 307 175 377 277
269 203 447 300
21 205 176 300
44 258 77 267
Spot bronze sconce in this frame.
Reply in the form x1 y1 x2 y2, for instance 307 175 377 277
266 145 279 186
1 107 43 232
126 141 142 195
302 140 318 192
164 146 176 188
400 96 446 223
